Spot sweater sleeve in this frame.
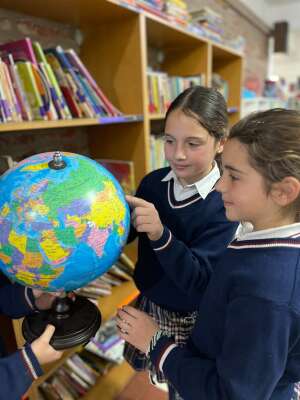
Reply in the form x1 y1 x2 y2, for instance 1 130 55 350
150 296 292 400
149 218 237 298
0 344 43 400
0 282 35 319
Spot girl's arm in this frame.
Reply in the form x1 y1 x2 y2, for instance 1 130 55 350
151 297 292 400
118 299 292 400
126 195 237 297
0 325 62 400
0 276 36 318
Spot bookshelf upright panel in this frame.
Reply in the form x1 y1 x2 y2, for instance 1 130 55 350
211 43 243 125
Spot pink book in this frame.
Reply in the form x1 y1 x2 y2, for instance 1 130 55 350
0 37 37 65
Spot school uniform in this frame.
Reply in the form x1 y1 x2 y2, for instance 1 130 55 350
0 274 43 400
149 224 300 399
124 165 238 385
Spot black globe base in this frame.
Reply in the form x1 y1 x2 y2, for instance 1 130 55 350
22 294 101 350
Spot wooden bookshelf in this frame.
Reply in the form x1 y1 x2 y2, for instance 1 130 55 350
1 1 244 399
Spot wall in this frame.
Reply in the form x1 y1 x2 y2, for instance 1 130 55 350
271 29 300 85
186 0 270 94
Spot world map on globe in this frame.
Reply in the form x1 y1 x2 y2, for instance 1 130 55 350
0 152 130 292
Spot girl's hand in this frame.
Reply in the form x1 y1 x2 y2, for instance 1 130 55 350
32 289 60 310
31 324 63 365
116 306 159 353
126 195 164 241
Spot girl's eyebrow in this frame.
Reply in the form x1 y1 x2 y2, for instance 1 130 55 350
223 164 245 174
164 133 204 141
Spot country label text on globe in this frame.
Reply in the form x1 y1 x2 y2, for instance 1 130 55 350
0 152 130 292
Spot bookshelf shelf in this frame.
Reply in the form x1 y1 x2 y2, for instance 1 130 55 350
1 1 244 399
83 359 134 400
0 115 143 133
149 113 165 120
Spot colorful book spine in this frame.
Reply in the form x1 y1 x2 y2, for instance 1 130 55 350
0 37 37 64
16 61 46 120
6 54 33 121
66 49 121 116
33 41 71 119
45 52 82 118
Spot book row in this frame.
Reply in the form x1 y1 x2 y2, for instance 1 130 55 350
0 37 120 123
147 70 205 115
38 318 124 400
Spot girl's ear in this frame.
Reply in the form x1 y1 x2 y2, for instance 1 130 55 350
271 177 300 207
216 138 226 154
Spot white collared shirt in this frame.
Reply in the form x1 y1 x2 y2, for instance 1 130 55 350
236 222 300 241
161 162 220 201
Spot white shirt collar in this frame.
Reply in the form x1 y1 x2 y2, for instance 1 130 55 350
161 162 220 200
236 222 300 241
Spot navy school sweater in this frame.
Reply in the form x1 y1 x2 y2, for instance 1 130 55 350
150 237 300 399
129 167 238 312
0 274 43 400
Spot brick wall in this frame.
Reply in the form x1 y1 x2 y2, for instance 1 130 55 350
187 0 269 94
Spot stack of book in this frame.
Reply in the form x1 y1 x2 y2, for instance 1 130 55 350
190 7 224 43
38 318 124 400
164 0 191 26
75 253 134 303
147 69 205 114
0 37 121 123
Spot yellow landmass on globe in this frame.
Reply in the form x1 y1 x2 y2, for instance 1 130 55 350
66 215 87 238
0 203 9 218
21 162 49 172
27 199 49 216
23 251 43 268
15 267 64 288
8 230 27 255
90 181 126 232
40 230 71 263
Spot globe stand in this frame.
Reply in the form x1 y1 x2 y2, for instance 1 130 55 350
22 293 101 350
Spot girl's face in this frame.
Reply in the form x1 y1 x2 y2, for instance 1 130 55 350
216 138 283 231
164 109 223 185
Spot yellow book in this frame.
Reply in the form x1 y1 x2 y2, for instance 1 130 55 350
16 61 46 120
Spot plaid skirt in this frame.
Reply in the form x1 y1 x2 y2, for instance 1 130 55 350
123 295 197 385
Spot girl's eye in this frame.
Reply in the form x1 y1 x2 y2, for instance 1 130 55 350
164 137 174 144
230 174 239 181
188 142 200 147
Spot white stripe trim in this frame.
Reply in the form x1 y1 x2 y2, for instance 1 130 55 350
153 230 172 251
167 180 202 209
21 348 38 380
159 344 177 371
229 242 300 250
24 287 34 309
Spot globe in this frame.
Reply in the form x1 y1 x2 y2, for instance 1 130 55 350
0 151 130 293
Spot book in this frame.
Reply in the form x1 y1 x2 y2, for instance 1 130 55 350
119 252 135 270
16 61 46 120
0 37 37 64
65 48 121 117
5 54 33 121
96 159 135 194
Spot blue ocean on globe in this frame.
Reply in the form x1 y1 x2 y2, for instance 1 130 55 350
0 151 130 292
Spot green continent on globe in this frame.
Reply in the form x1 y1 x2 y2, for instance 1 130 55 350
0 152 130 292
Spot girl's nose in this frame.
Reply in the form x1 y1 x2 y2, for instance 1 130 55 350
174 145 186 160
215 176 225 193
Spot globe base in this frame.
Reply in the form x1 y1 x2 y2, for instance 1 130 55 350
22 295 101 350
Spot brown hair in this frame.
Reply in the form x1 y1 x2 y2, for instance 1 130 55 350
229 108 300 218
165 85 228 141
